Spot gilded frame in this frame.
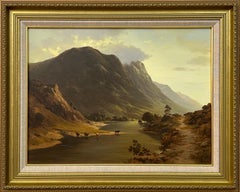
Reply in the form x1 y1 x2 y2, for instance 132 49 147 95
0 0 239 191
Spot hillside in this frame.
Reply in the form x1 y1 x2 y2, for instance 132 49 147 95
28 80 107 150
183 103 211 163
154 82 201 112
133 103 211 164
29 47 189 118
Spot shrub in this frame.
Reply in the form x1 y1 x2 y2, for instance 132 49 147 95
142 112 155 123
128 140 164 164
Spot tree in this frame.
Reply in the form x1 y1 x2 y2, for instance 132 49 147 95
164 105 172 116
142 112 155 123
128 140 141 155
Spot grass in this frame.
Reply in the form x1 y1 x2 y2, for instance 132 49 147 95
28 98 108 150
29 120 108 150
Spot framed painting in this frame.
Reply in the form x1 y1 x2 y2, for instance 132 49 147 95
0 0 239 191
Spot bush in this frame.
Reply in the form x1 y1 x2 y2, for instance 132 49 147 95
142 112 155 123
128 140 164 164
86 112 106 121
184 103 211 164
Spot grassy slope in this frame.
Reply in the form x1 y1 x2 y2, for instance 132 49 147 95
29 95 108 150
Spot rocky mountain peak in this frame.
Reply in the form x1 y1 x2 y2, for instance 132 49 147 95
128 61 147 72
124 60 153 86
29 47 190 117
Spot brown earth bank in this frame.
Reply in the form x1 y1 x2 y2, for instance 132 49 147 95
28 113 211 164
159 118 202 164
132 103 211 164
28 121 158 164
28 122 112 150
28 80 112 150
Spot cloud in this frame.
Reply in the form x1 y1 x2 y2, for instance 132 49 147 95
72 29 124 41
72 35 149 63
30 31 150 64
41 37 59 47
41 46 62 58
173 67 188 71
176 31 210 55
108 44 150 63
187 55 210 66
173 67 196 71
29 29 126 63
73 35 123 49
143 40 152 44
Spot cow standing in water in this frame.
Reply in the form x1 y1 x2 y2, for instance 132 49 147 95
84 132 89 139
76 132 80 137
115 130 120 136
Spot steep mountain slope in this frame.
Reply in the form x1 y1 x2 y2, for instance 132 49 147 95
29 46 188 118
124 61 165 99
177 92 202 111
28 80 106 150
124 61 188 113
154 82 201 112
29 79 85 123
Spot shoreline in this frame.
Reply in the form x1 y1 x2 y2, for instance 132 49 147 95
29 120 131 151
29 121 115 151
89 121 108 129
29 131 119 151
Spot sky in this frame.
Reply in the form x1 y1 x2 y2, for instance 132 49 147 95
29 28 211 105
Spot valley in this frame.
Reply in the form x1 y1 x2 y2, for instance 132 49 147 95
29 121 160 164
28 46 211 164
29 115 211 164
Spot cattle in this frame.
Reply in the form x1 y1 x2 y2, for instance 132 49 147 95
76 132 80 137
115 130 120 135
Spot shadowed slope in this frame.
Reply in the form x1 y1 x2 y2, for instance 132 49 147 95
29 47 189 118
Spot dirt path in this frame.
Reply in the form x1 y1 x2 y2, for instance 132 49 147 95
163 117 199 164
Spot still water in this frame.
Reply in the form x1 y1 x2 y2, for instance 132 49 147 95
28 121 161 164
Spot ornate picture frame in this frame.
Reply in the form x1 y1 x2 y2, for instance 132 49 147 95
0 0 239 191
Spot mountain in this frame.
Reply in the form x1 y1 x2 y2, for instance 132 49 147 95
177 92 202 111
29 46 189 118
29 79 85 124
28 79 105 150
123 61 188 113
154 82 201 112
124 61 163 99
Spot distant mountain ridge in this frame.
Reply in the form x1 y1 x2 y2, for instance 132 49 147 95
154 82 201 112
29 46 190 118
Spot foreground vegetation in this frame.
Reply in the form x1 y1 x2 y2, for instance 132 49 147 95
128 105 181 163
129 104 212 164
184 103 211 163
128 140 165 163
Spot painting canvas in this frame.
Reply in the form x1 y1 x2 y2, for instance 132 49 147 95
28 28 211 164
